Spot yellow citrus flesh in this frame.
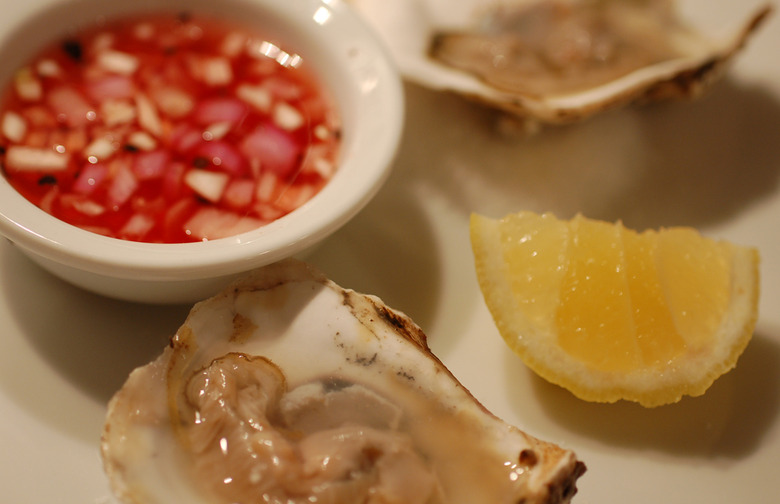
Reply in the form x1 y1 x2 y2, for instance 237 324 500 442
471 211 760 407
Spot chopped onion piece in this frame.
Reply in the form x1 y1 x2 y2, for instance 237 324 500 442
36 59 62 77
255 171 279 202
193 56 233 86
203 121 232 140
47 87 95 127
135 93 163 137
274 102 305 131
221 32 246 57
133 22 155 40
184 169 230 202
152 87 194 118
98 50 139 75
73 163 108 194
5 145 69 171
184 207 263 240
309 157 336 178
107 161 139 207
62 195 106 216
14 67 43 101
87 75 136 101
120 213 155 238
1 111 27 142
241 124 301 177
101 100 136 126
127 131 157 151
223 178 255 209
236 84 272 112
133 150 170 180
84 136 118 161
93 32 115 52
193 97 246 125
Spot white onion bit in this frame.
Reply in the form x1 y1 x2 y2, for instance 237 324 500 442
84 136 118 161
127 131 158 151
98 50 140 75
5 145 70 171
1 111 27 142
135 93 163 137
14 68 43 101
274 102 305 131
184 169 230 202
236 84 272 112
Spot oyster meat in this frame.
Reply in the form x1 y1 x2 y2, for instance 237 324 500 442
101 259 585 503
349 0 772 131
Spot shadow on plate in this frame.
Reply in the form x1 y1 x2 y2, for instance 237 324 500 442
307 155 442 333
514 330 780 459
0 242 190 405
399 78 780 230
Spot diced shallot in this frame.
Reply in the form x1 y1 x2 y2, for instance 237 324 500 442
127 131 157 151
236 83 272 112
241 124 301 178
135 93 163 136
14 67 42 101
119 213 155 238
203 121 232 140
47 87 95 127
220 31 246 57
194 140 247 175
86 75 136 101
5 145 69 171
107 161 139 208
1 111 27 142
190 56 233 86
133 150 170 180
192 97 247 125
101 100 136 126
273 102 305 131
97 50 140 75
73 163 108 194
151 87 194 118
169 124 203 153
255 171 280 202
36 59 62 77
274 183 316 213
84 136 118 161
162 161 187 200
222 178 255 209
60 194 106 216
184 169 230 202
184 207 263 241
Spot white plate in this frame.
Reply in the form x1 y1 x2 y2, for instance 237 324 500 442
2 0 779 502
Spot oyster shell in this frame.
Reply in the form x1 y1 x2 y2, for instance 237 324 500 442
101 258 585 504
349 0 772 132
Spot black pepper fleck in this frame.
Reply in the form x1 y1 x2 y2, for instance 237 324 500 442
192 156 209 169
38 175 57 185
61 39 84 62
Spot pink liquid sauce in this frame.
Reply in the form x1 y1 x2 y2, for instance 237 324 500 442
0 13 341 243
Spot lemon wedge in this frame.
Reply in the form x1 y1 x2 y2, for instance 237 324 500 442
470 211 760 407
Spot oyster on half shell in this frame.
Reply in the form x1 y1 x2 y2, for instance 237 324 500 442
101 259 585 504
349 0 772 132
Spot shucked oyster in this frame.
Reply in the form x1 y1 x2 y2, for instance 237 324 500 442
101 259 585 503
349 0 771 131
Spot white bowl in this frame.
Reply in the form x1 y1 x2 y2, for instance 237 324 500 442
0 0 403 304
